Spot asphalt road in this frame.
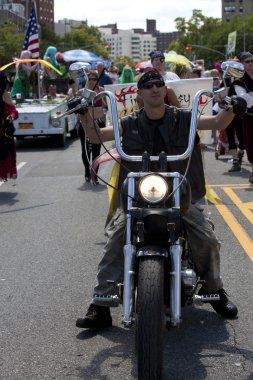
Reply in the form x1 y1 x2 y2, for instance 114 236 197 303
0 136 252 380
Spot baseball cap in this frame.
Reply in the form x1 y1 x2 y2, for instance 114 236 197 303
137 69 165 89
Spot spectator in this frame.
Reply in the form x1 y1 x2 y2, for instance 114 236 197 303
11 50 38 100
96 62 113 87
210 68 221 91
43 84 65 100
108 63 120 84
190 67 202 79
67 78 78 98
0 71 19 182
119 65 135 84
149 51 180 82
174 63 191 79
78 70 105 184
231 51 253 183
55 52 69 79
42 46 58 96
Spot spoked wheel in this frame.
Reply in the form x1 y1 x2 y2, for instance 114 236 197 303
136 256 165 380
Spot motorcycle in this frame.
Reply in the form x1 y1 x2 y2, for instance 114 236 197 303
58 60 245 379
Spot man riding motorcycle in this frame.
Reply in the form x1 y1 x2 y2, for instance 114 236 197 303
76 70 247 329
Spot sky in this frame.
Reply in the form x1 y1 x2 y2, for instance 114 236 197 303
54 0 222 33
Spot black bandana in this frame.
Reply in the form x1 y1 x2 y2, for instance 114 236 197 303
137 70 165 89
237 51 253 62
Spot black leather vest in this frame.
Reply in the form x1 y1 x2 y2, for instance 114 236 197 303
118 106 206 203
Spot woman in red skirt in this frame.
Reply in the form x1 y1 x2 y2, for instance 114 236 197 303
0 71 19 182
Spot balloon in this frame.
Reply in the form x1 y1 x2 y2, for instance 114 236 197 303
0 59 62 76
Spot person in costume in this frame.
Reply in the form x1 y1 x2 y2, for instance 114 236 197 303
119 65 135 84
0 71 19 181
55 52 69 78
42 46 59 95
11 50 38 100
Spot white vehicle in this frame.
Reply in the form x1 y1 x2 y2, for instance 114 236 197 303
13 97 77 147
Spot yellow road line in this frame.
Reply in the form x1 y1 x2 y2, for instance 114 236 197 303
223 187 253 225
209 188 253 262
244 202 253 209
208 184 253 188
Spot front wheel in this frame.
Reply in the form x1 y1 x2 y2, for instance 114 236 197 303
136 256 165 380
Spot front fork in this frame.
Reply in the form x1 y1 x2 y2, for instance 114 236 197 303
121 239 183 328
122 243 136 327
122 212 184 328
169 239 183 327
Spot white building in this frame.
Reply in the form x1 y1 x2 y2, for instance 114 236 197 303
99 27 157 62
55 18 87 36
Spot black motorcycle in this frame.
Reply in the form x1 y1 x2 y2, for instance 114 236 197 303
58 60 245 380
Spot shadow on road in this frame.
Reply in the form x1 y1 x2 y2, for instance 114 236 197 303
73 305 253 380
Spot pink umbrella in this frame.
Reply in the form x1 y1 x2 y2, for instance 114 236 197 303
135 60 152 70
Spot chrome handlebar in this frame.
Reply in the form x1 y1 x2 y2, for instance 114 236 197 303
94 88 214 162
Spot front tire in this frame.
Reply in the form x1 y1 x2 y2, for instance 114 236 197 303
136 256 165 380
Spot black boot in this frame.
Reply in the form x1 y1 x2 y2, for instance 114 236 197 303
200 288 238 318
85 171 91 182
237 150 244 164
228 159 241 172
76 304 112 329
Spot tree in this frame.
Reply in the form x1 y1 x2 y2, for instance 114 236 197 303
168 9 253 67
0 24 24 66
55 25 109 58
40 24 61 57
112 56 136 73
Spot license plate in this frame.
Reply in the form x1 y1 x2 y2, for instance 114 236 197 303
18 123 33 129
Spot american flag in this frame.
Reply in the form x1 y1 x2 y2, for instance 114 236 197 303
22 4 39 58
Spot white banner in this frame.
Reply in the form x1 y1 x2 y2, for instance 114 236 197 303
168 78 213 115
105 78 213 117
104 83 138 118
168 78 213 144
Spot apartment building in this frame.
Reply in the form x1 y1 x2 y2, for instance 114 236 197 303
4 0 54 31
99 27 157 62
0 0 25 31
222 0 253 21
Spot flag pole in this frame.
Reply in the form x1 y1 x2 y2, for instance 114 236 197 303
32 1 41 99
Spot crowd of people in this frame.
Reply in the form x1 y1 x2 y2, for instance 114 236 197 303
76 50 253 186
1 47 253 188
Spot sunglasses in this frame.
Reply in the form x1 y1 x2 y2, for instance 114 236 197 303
88 77 97 81
141 81 165 90
152 58 165 63
244 59 253 63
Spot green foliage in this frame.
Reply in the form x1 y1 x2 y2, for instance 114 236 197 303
1 10 253 72
52 24 109 58
0 21 112 74
112 56 136 73
0 24 24 67
169 9 253 68
40 24 61 55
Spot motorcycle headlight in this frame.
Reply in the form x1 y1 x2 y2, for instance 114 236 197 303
138 174 169 204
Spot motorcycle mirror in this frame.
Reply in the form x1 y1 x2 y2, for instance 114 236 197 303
69 62 91 79
221 60 244 78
